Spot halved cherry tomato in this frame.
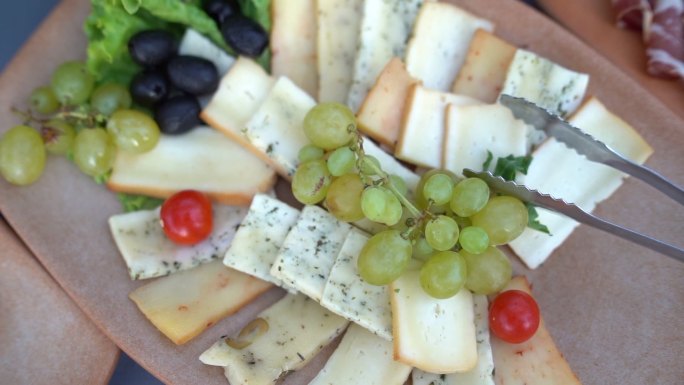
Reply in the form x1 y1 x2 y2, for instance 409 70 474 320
160 190 213 245
489 289 540 344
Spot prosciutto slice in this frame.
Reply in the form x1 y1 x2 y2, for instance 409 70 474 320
612 0 653 30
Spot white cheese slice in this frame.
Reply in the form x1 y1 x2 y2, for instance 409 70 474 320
109 204 247 280
271 0 318 97
201 57 275 150
320 230 393 340
223 194 300 288
270 205 352 302
396 84 480 168
200 293 349 385
308 323 412 385
107 127 276 206
509 97 653 269
130 261 272 345
443 103 528 175
178 28 235 76
412 294 495 385
405 2 494 91
391 270 477 373
316 0 364 103
244 76 316 179
363 136 420 193
500 49 589 119
346 0 426 112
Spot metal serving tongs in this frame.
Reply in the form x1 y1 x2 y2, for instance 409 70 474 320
462 95 684 263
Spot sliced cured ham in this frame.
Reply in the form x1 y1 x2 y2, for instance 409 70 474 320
644 0 684 79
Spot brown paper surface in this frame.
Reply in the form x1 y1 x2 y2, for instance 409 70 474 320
0 0 682 384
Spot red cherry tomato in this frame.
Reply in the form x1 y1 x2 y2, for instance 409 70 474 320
160 190 213 245
489 289 540 344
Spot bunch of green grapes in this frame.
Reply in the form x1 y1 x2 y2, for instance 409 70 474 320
0 61 160 186
292 102 529 299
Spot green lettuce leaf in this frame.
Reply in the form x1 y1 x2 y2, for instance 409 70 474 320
492 154 532 181
526 203 551 235
117 193 164 212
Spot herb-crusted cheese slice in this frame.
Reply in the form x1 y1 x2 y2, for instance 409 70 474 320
244 76 316 179
509 98 653 269
346 0 426 112
130 261 272 345
443 103 527 175
320 230 393 340
405 2 494 91
308 323 412 385
179 29 235 76
363 136 420 193
391 270 477 373
396 84 480 168
316 0 364 103
270 205 352 302
110 205 247 280
223 194 300 288
412 294 495 385
200 294 349 385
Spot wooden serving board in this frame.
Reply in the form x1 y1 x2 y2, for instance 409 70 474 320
0 0 682 384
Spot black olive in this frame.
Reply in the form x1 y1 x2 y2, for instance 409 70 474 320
166 55 219 96
154 95 201 135
128 30 178 67
130 70 169 107
221 15 269 57
204 0 240 24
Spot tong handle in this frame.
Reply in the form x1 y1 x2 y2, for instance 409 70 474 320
605 156 684 205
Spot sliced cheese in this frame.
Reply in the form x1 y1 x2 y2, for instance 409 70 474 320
201 57 275 150
363 136 420 193
412 294 495 385
509 97 653 269
346 0 426 112
316 0 364 103
178 28 235 76
223 194 300 288
500 49 589 119
452 29 517 103
405 2 494 91
107 127 276 206
271 0 318 97
244 76 316 179
491 277 582 385
320 230 393 340
200 293 349 385
443 103 527 175
308 323 412 385
110 204 247 280
391 270 477 373
396 84 479 168
129 261 271 345
270 205 352 302
356 57 417 149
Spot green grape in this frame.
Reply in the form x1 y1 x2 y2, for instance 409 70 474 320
419 251 467 299
390 207 411 232
415 169 458 210
361 186 402 226
423 173 454 206
303 103 355 150
458 226 489 254
73 128 116 177
107 109 160 153
29 86 59 114
471 196 528 245
388 174 407 197
450 177 490 217
298 144 324 162
91 83 132 116
0 125 46 185
292 159 332 205
359 155 381 175
452 214 472 229
358 230 411 285
462 246 512 295
41 119 75 155
325 174 364 222
424 215 460 251
327 146 355 176
51 61 95 105
412 237 434 261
